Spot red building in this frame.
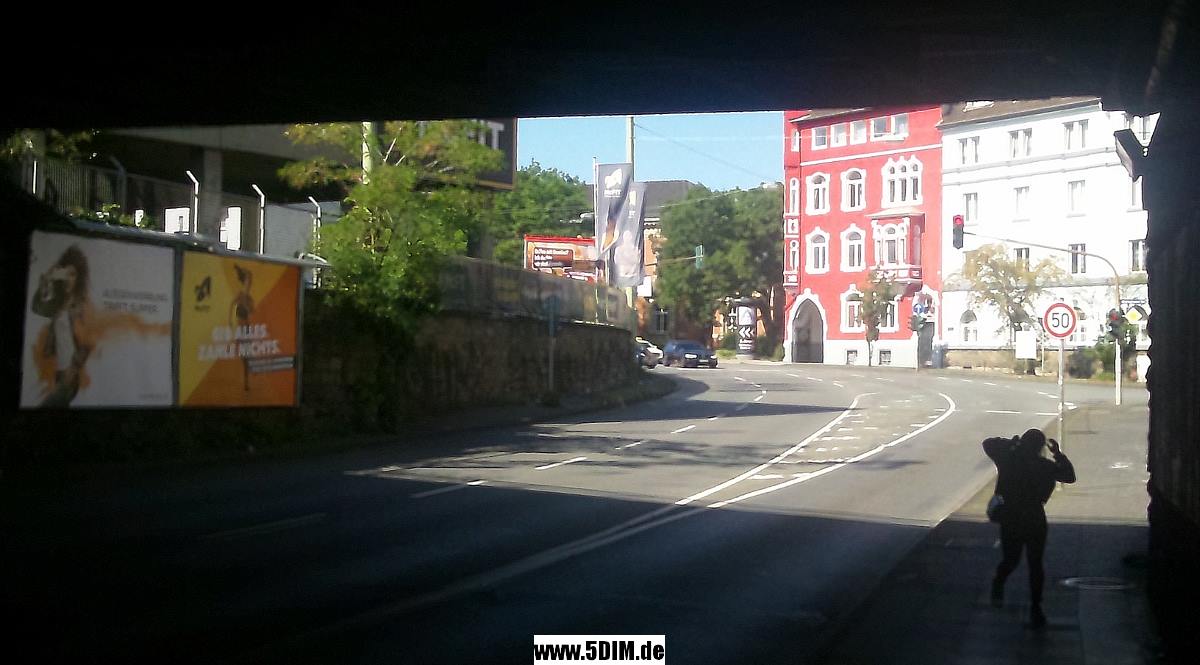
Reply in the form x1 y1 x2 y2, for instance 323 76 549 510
782 107 943 367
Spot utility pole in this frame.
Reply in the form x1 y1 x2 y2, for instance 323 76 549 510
361 121 375 184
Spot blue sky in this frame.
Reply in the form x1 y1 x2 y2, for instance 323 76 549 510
517 112 783 191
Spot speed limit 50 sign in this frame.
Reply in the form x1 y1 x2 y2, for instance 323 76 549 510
1043 302 1078 339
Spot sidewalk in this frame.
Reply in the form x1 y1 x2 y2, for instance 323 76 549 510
817 394 1162 664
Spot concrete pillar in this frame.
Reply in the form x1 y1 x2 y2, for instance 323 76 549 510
198 148 224 239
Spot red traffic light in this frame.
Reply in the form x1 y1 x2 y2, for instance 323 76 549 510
952 214 964 227
1108 309 1122 322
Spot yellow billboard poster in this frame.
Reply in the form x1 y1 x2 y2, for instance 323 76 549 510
178 253 300 407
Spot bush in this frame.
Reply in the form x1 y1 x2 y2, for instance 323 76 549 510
716 349 736 359
719 334 738 351
1067 347 1099 379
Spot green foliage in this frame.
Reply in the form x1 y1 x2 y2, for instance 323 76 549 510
959 243 1067 336
280 121 503 330
657 186 782 334
719 333 738 351
1093 325 1137 376
1068 347 1099 378
3 128 98 162
850 270 899 366
73 202 155 230
716 349 737 359
491 162 592 266
754 336 784 361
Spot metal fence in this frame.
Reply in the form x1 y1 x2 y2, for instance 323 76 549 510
439 257 634 332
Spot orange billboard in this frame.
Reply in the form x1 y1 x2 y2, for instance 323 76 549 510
523 235 597 283
178 253 300 407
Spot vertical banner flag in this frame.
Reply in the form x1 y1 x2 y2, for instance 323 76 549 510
595 163 633 259
21 231 175 408
611 181 646 287
178 253 300 407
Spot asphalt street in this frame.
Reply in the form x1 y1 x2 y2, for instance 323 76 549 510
0 363 1137 664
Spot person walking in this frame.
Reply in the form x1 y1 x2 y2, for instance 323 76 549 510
983 428 1076 628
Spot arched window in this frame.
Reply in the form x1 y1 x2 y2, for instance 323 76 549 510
841 224 865 271
788 178 800 214
883 156 924 207
960 310 978 342
871 219 910 267
791 129 801 152
787 239 801 272
806 173 830 214
841 169 865 211
841 286 865 333
806 227 830 274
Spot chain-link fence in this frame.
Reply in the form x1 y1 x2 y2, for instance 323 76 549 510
439 257 634 332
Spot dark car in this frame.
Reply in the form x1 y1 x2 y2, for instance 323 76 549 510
662 340 718 368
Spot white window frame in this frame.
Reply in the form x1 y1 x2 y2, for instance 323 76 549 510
1013 186 1029 221
831 123 848 147
1069 243 1087 274
840 223 866 272
806 172 830 214
841 168 866 212
1064 119 1088 151
840 286 865 333
791 129 801 152
1008 128 1032 158
879 297 901 333
963 192 979 225
891 113 909 138
850 120 867 144
1067 180 1086 215
812 126 829 150
786 239 801 274
806 226 830 275
882 156 923 207
872 219 910 268
788 177 800 214
879 349 893 365
870 117 890 140
959 136 980 165
1130 239 1146 272
1015 247 1030 270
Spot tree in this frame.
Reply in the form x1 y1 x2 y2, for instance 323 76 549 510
279 121 503 328
959 243 1067 340
490 162 592 267
656 186 783 339
849 269 899 367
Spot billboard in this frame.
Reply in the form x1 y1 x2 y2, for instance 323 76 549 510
595 163 633 257
610 182 646 288
524 235 597 283
178 253 300 407
21 231 175 408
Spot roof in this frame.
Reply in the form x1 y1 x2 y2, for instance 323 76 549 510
938 97 1100 127
790 109 869 123
585 180 698 218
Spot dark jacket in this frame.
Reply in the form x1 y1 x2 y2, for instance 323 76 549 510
983 437 1076 523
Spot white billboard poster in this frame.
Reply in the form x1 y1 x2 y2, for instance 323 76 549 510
21 231 175 408
1015 330 1038 360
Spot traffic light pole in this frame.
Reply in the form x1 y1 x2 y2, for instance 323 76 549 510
964 231 1123 406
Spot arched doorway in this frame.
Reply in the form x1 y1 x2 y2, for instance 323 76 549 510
792 300 824 363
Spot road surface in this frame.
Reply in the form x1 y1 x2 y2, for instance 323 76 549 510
0 363 1132 663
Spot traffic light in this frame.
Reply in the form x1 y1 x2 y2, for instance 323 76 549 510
952 214 965 250
694 244 704 269
1107 309 1123 340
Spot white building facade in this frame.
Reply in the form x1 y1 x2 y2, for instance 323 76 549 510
939 98 1154 361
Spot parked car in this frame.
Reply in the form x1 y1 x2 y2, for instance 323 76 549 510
635 338 663 368
635 339 663 368
662 339 718 368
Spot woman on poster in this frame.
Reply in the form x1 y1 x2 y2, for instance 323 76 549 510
30 245 94 407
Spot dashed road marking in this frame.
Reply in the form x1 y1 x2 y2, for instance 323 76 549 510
535 457 587 470
751 474 785 480
707 416 721 421
753 395 765 402
410 481 486 499
1036 412 1058 416
833 382 845 388
961 379 974 383
986 410 1022 414
808 377 824 382
200 513 327 541
787 373 802 378
735 376 748 382
617 440 647 449
672 425 697 434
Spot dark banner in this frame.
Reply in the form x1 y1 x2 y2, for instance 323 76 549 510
611 182 646 288
595 163 633 259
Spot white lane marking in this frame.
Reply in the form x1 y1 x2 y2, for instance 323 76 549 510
535 456 587 470
910 423 926 427
787 373 802 378
707 416 721 421
675 393 873 506
709 392 959 508
984 382 998 386
863 426 879 430
837 427 853 432
880 378 895 383
936 377 949 381
200 513 327 541
754 395 765 402
818 436 859 441
537 433 561 438
752 474 785 480
672 425 697 434
410 481 486 499
735 376 748 382
617 440 648 449
961 379 974 383
833 382 845 388
1036 412 1058 416
1068 405 1079 410
1039 392 1057 398
808 377 824 382
927 415 940 419
753 384 763 389
850 374 866 378
986 410 1022 414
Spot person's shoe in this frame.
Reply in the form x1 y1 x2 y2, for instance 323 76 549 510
1030 605 1047 629
990 579 1004 607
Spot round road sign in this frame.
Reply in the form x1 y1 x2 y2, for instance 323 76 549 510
1043 302 1078 339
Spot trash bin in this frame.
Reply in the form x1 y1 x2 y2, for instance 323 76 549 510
931 343 947 369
